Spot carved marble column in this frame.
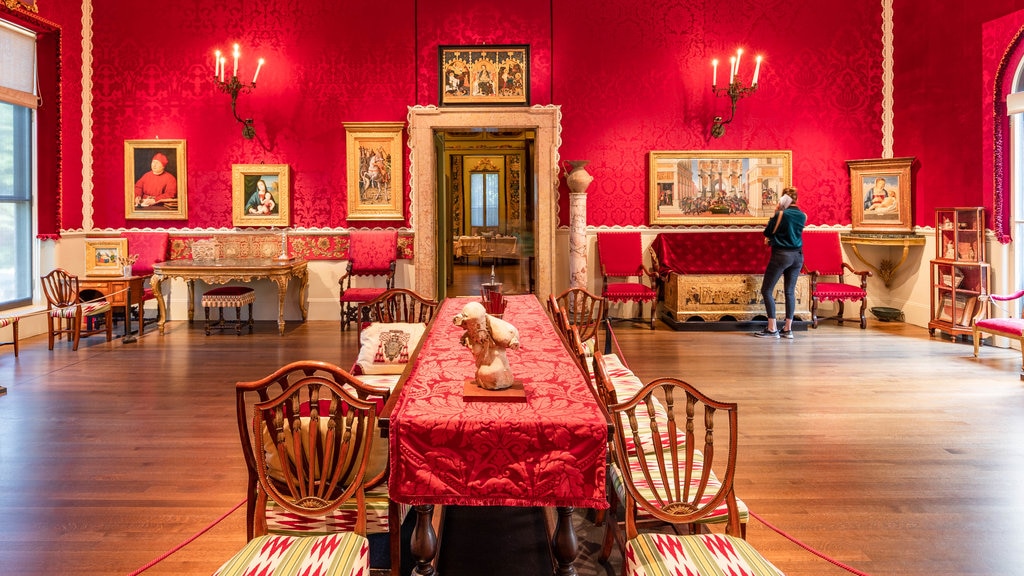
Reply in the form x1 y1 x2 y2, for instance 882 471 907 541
564 161 593 289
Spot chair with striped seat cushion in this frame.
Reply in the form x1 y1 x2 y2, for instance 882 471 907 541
40 268 113 351
236 361 401 576
803 230 872 329
604 376 782 576
597 232 658 330
339 230 398 331
973 290 1024 378
202 286 255 335
556 287 607 355
221 361 385 576
0 316 18 357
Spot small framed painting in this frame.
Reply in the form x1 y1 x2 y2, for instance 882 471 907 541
232 164 291 227
439 45 529 106
344 122 405 221
848 157 914 233
125 139 187 220
84 238 129 277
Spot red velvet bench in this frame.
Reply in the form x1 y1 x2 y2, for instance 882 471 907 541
650 231 811 325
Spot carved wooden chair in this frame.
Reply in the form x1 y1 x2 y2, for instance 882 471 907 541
356 288 439 340
40 268 113 351
602 376 776 576
232 360 399 576
596 231 658 330
802 230 872 328
973 290 1024 378
555 287 607 355
220 361 380 575
339 230 398 331
0 316 18 357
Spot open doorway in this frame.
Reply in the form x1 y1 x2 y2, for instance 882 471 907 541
407 106 561 301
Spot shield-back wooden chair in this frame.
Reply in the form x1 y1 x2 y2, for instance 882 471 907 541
555 287 607 355
40 268 113 351
339 230 398 331
218 361 381 576
596 231 658 329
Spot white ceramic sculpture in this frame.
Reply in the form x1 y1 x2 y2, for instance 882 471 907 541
453 301 520 390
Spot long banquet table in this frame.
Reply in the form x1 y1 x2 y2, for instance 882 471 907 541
385 294 608 576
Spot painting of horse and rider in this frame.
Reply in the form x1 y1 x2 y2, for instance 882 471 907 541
344 122 405 220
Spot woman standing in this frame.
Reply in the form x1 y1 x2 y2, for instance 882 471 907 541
754 187 807 339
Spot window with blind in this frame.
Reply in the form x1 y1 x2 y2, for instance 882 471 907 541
0 19 37 309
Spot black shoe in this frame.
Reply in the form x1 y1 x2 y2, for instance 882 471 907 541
753 328 779 339
779 329 794 339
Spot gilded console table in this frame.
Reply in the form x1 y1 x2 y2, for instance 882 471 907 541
840 233 925 287
151 258 308 335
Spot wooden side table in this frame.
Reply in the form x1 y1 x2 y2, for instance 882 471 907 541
78 275 150 340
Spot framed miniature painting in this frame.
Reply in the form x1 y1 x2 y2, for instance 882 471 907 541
439 45 529 106
124 139 187 220
231 164 291 227
344 122 405 221
84 238 129 277
648 150 792 225
848 157 914 233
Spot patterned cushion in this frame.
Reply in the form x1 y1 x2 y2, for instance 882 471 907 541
202 286 255 307
975 317 1024 337
604 283 657 303
50 301 111 318
0 316 17 329
340 287 387 303
213 533 369 576
626 532 784 576
349 230 398 275
265 483 394 535
813 282 865 302
356 323 427 374
609 454 748 526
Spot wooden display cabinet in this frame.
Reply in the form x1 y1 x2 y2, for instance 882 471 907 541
929 207 988 340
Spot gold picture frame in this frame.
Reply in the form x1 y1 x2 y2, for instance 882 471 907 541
84 238 129 277
648 150 792 225
232 164 291 227
848 157 914 234
124 139 187 220
344 122 405 221
439 45 530 106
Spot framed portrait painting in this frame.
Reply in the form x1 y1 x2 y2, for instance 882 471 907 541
231 164 291 227
439 45 529 106
344 122 405 221
648 150 792 225
848 157 914 233
124 139 187 220
84 238 128 277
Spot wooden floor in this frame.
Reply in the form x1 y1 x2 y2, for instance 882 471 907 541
1 308 1024 575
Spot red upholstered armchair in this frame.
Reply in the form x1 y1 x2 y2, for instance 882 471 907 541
339 230 398 331
121 232 170 328
596 231 658 330
802 231 872 328
973 291 1024 378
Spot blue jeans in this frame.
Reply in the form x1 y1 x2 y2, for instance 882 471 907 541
760 248 804 321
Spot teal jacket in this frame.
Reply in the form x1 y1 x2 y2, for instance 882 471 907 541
763 207 807 249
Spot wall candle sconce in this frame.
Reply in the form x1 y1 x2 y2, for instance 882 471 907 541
710 48 762 138
213 44 265 139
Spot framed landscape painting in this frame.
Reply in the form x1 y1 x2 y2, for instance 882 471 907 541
84 238 128 277
439 45 529 106
848 157 914 234
124 139 187 220
648 150 792 225
231 164 291 227
344 122 405 221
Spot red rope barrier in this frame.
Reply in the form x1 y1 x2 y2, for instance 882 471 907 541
126 498 245 576
750 510 873 576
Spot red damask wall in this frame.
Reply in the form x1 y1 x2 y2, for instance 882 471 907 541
24 0 1024 232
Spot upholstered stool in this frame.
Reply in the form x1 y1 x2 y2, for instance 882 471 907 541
202 286 255 336
0 316 19 357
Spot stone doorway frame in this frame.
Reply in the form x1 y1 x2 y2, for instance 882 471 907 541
406 105 561 300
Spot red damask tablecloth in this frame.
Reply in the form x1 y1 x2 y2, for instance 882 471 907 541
388 295 608 509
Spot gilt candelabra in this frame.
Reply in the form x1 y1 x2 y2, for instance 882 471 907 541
213 44 264 140
710 48 762 138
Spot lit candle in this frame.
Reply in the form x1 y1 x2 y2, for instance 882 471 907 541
729 56 736 84
752 55 762 86
220 56 226 82
232 43 239 78
712 59 718 88
252 58 265 84
214 50 221 77
735 48 743 79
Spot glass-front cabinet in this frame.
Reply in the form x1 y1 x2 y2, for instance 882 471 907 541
928 207 989 340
